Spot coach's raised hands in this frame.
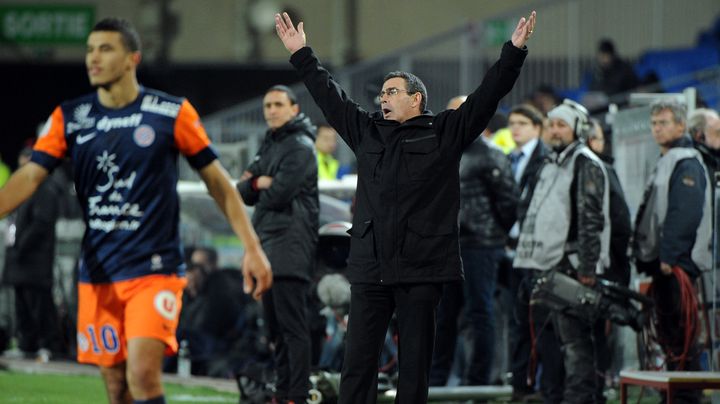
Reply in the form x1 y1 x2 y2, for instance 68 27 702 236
511 10 537 49
275 12 306 54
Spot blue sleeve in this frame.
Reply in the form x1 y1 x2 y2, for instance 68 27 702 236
186 145 218 170
30 150 62 173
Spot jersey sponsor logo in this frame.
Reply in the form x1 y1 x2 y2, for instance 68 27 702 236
67 103 96 134
87 150 144 233
133 125 155 147
74 103 92 122
77 331 90 353
76 131 97 145
154 290 178 320
141 95 180 118
96 113 143 132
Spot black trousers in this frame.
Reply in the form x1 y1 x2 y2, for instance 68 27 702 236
262 278 311 401
339 283 442 404
429 281 464 386
555 312 607 404
509 269 564 404
14 285 59 353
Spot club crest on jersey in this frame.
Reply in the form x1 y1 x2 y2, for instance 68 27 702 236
133 125 156 147
154 290 178 320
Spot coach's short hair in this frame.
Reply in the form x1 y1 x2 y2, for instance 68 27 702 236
383 71 428 112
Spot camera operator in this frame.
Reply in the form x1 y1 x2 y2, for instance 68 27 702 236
515 100 611 404
634 100 712 404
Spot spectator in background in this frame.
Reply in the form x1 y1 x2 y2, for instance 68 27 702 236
2 147 63 362
528 84 560 116
191 246 219 273
688 108 720 263
184 263 207 300
0 153 10 188
586 120 632 392
634 101 710 404
430 95 518 387
528 84 560 145
505 104 559 403
483 113 516 154
688 108 720 178
589 39 639 97
238 84 318 404
586 120 632 286
174 262 261 377
315 124 340 180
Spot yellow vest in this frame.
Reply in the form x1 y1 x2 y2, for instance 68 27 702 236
317 152 339 180
491 128 516 154
0 161 9 188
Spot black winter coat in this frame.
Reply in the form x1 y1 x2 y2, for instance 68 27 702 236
589 58 639 96
568 150 607 277
694 141 720 186
598 156 632 285
290 41 526 284
458 139 519 248
3 175 62 288
237 114 319 281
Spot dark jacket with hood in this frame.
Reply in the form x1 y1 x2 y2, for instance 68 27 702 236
3 175 62 288
238 114 319 281
694 140 720 186
289 41 526 284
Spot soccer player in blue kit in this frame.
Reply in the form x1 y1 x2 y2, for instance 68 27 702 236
0 18 272 404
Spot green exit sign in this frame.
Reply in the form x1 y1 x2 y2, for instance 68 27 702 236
0 5 95 45
485 19 510 47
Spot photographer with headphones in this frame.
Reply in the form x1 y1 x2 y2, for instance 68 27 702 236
514 99 611 404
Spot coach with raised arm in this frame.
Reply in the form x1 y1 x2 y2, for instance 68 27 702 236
275 11 535 404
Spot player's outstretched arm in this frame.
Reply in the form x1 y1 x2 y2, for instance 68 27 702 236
199 160 272 300
275 12 306 55
0 162 48 217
